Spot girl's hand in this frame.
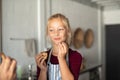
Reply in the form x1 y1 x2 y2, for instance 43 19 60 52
0 53 17 80
35 52 47 72
58 42 68 60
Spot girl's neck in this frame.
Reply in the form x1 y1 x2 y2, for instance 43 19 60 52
52 44 58 56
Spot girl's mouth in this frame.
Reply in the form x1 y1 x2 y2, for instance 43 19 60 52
54 38 61 40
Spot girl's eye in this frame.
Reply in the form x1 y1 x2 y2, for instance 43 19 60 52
49 29 53 32
59 28 64 31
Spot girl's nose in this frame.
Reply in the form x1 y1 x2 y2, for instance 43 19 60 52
54 30 59 36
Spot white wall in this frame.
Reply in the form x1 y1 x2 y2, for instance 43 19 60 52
104 10 120 24
51 0 101 65
2 0 37 65
2 0 46 75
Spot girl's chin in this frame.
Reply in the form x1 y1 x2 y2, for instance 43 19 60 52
52 40 66 45
54 42 61 45
53 41 62 45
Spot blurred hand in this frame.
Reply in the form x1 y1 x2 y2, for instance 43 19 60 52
0 52 17 80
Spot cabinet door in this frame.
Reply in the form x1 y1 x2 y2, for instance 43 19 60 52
106 24 120 80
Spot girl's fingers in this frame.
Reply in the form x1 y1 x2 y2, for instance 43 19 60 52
58 43 61 55
35 54 43 63
58 43 64 56
9 59 17 73
59 43 63 50
40 58 46 65
36 56 42 64
13 72 17 80
61 42 68 53
35 52 46 60
59 42 68 53
38 57 44 63
4 56 11 71
36 55 46 67
35 53 42 60
38 57 46 68
0 52 6 62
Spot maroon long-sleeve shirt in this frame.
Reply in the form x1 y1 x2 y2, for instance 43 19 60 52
37 48 82 80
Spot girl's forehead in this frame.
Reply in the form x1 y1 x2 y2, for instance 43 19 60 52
48 19 65 28
49 18 63 24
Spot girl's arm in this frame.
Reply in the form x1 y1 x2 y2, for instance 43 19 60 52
38 70 47 80
58 58 74 80
58 42 74 80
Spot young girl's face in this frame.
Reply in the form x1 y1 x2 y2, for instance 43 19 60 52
47 18 68 45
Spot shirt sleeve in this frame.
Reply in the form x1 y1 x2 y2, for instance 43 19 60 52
69 51 82 80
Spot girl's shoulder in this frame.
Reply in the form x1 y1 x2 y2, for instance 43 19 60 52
69 48 82 61
69 48 82 55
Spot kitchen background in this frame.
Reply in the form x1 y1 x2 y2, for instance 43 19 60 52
0 0 120 80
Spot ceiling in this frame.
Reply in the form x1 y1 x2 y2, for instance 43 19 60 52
72 0 120 10
91 0 120 10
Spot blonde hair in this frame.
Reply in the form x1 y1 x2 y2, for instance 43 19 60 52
46 13 72 45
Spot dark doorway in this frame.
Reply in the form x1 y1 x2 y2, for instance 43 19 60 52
106 24 120 80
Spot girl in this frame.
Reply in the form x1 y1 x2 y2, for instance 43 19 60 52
35 13 82 80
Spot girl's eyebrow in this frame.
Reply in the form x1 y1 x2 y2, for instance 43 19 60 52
48 26 54 29
59 26 64 28
49 27 53 29
58 26 66 28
